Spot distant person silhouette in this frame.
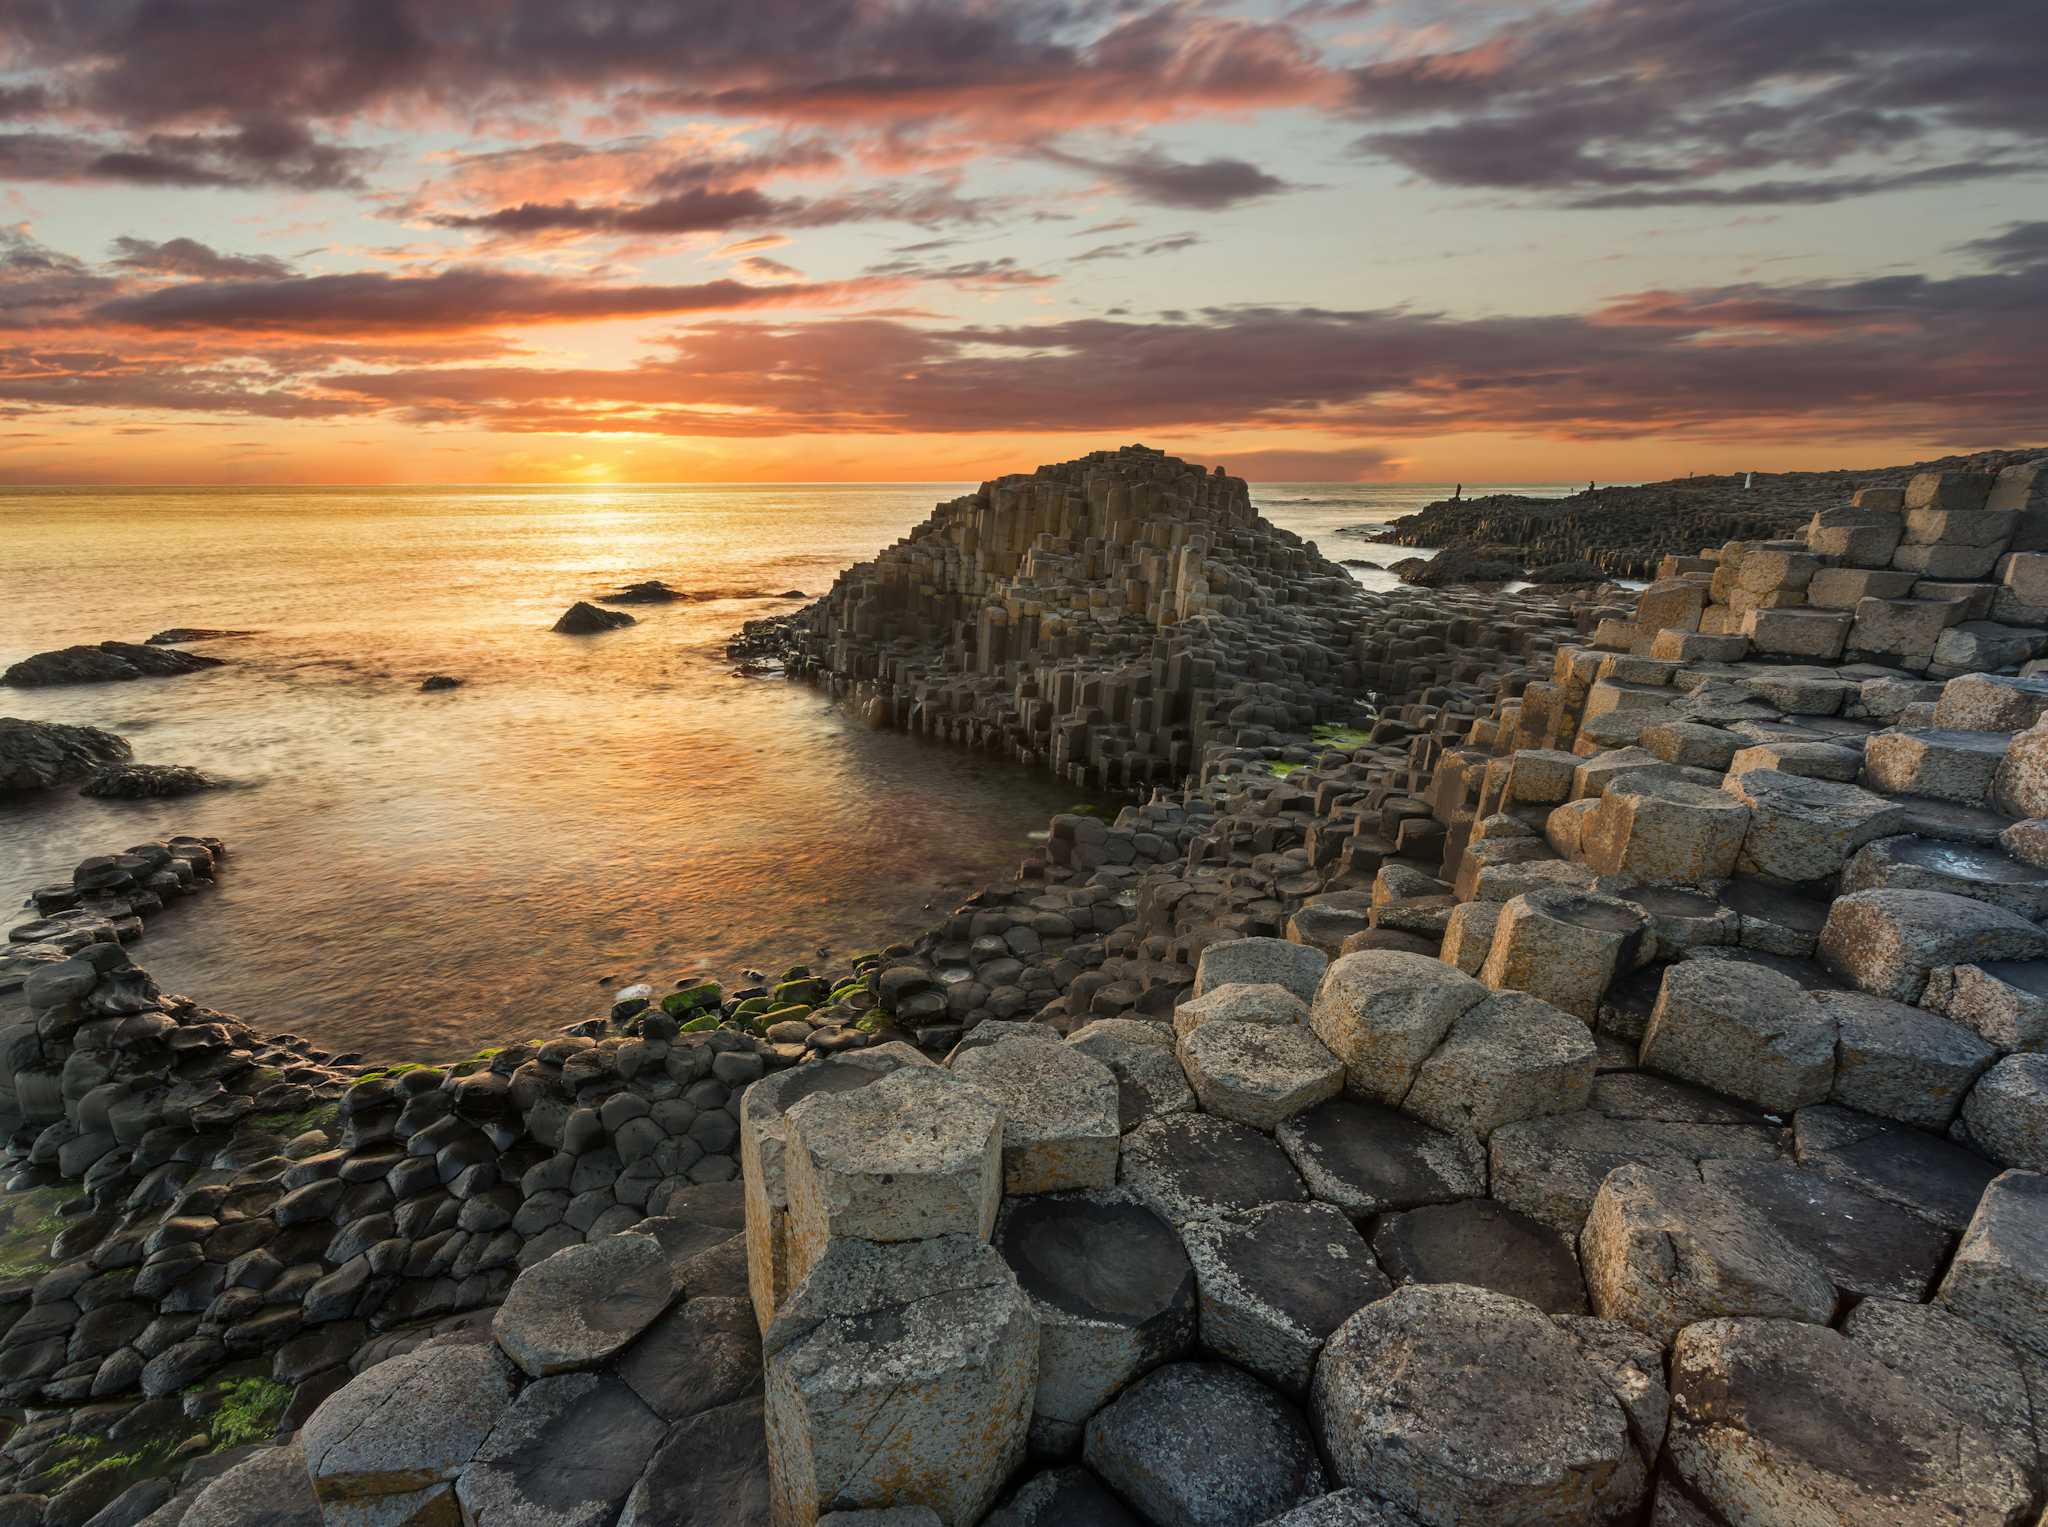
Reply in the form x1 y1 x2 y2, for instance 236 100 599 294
1453 483 1462 500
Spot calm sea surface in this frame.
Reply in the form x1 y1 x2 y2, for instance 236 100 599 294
0 480 1567 1057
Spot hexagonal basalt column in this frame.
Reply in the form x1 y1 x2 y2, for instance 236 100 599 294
1176 1021 1343 1132
1478 887 1644 1022
1935 1169 2048 1357
781 1066 1003 1290
1307 951 1488 1105
741 1043 932 1330
1401 991 1597 1142
992 1187 1195 1456
1580 1165 1837 1345
764 1235 1038 1527
1638 959 1836 1113
951 1035 1119 1194
1581 770 1751 884
1311 1284 1648 1526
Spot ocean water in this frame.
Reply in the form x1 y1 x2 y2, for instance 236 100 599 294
0 480 1567 1058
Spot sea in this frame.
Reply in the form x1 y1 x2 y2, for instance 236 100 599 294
0 479 1571 1058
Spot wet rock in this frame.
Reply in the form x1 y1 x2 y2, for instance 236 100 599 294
551 602 635 635
1084 1362 1327 1527
77 766 221 800
1276 1097 1486 1219
0 719 133 793
1370 1198 1586 1315
456 1371 667 1527
993 1187 1196 1454
4 642 223 687
1666 1316 2032 1524
1793 1103 2001 1232
1181 1201 1388 1397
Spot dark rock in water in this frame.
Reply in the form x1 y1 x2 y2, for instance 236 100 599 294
1338 559 1382 570
78 763 222 799
420 675 463 691
1393 547 1523 588
146 628 256 645
777 589 805 599
0 717 133 793
3 641 224 687
601 581 684 605
552 602 636 634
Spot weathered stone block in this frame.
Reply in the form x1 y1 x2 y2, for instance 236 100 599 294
782 1066 1003 1285
1993 717 2048 818
1581 1165 1837 1344
1816 989 1995 1130
1177 1022 1343 1133
1086 1362 1328 1527
953 1036 1120 1195
1403 991 1597 1142
1307 950 1487 1105
1312 1284 1647 1526
1277 1096 1486 1220
1934 1168 2048 1356
1582 770 1751 884
1173 981 1309 1039
1863 727 2008 807
1819 888 2048 1004
1665 1318 2032 1524
1960 1054 2048 1173
1478 887 1644 1022
1638 959 1835 1113
764 1235 1037 1526
1722 770 1908 885
1192 937 1327 1006
1742 607 1849 660
1181 1201 1388 1398
1935 671 2048 732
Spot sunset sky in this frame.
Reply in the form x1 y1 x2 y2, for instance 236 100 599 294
1 0 2043 485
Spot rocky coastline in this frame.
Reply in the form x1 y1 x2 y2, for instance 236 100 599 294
1368 447 2048 581
4 445 2048 1526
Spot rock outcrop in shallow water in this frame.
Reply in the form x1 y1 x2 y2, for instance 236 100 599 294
0 718 131 793
551 601 635 634
3 641 224 688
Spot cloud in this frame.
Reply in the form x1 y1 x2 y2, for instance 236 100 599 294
1071 233 1202 262
306 251 2048 445
1963 222 2048 270
0 229 117 326
5 2 1334 140
1038 147 1294 209
0 117 368 190
109 237 293 280
1346 0 2048 208
91 266 908 336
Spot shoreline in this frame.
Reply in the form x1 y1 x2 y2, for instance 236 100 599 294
2 445 2044 1525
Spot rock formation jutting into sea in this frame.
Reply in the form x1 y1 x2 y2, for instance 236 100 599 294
3 444 2048 1526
